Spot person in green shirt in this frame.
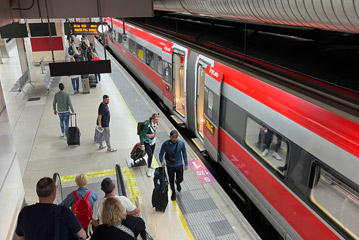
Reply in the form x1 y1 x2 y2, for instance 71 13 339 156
139 113 160 177
53 83 75 139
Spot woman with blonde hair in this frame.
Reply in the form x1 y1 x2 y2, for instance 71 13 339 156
139 113 160 177
91 197 145 239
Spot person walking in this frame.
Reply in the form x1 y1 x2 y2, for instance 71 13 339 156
70 57 81 94
53 83 75 140
97 95 117 152
159 130 188 201
140 113 160 177
91 53 101 83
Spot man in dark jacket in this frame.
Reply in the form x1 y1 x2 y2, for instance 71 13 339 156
159 130 188 201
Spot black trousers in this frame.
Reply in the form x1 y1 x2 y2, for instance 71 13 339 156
145 143 155 168
167 165 184 192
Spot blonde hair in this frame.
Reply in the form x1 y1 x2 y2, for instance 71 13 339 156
149 113 160 122
101 197 126 226
75 174 88 188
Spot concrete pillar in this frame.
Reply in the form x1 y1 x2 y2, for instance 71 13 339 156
16 38 29 74
0 39 9 58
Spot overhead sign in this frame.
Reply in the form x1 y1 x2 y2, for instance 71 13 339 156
64 22 100 35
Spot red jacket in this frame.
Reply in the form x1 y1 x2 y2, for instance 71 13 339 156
91 57 101 61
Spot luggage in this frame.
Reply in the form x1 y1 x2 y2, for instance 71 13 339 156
130 142 146 161
152 167 168 212
89 74 97 88
67 114 81 146
82 75 90 94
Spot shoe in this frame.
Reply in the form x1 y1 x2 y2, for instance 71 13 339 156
171 192 176 201
262 149 269 157
150 164 156 170
99 146 106 150
61 133 65 137
146 169 152 177
107 148 117 152
272 152 282 160
176 181 182 192
64 135 67 140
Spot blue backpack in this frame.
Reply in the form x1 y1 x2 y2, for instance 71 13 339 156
68 45 74 56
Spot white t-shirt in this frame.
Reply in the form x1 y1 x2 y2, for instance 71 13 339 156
92 195 136 224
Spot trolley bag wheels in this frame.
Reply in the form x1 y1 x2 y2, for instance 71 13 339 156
67 114 81 146
152 167 168 212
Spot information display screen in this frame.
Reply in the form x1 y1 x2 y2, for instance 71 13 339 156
64 22 99 35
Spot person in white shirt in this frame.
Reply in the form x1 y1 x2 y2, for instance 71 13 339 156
92 177 140 226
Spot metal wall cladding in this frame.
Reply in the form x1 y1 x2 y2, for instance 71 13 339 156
154 0 359 33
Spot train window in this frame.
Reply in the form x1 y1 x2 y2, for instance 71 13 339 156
310 167 359 239
245 117 288 174
155 55 163 75
117 32 122 44
136 45 144 61
145 49 155 68
129 39 136 55
162 61 172 85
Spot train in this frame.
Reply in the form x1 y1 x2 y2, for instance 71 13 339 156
103 18 359 240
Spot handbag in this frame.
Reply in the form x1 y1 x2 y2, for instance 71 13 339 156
164 142 178 165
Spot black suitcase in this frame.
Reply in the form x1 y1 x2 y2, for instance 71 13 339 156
67 114 80 146
152 167 168 212
89 74 97 88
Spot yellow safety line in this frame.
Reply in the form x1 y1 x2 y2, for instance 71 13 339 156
121 167 143 205
109 76 194 239
60 169 116 183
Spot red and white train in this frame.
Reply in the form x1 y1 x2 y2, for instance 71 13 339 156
103 18 359 240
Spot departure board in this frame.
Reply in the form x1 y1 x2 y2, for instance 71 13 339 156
64 22 100 35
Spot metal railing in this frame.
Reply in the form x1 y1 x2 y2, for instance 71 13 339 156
53 172 63 204
115 164 127 197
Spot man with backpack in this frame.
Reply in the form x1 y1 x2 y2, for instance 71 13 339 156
60 174 99 230
159 130 189 201
15 177 87 240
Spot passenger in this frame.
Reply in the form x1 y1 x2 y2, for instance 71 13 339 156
91 197 145 240
53 83 76 140
92 177 140 227
159 130 189 201
70 57 81 94
15 177 86 240
261 129 282 160
60 173 99 209
97 95 117 152
90 53 101 83
140 113 160 177
80 36 89 61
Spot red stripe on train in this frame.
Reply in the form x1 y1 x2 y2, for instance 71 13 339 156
30 37 64 51
214 62 359 158
219 128 340 239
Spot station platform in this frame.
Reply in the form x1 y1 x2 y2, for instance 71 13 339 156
1 38 260 240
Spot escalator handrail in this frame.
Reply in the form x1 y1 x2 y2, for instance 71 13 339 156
52 172 63 204
115 164 127 197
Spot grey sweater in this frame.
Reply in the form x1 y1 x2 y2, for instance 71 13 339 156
53 91 74 113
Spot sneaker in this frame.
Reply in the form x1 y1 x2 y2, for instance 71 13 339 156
146 169 152 177
171 192 176 201
262 149 269 157
150 164 156 170
99 146 106 150
273 152 282 160
107 148 117 152
61 133 65 137
64 135 67 140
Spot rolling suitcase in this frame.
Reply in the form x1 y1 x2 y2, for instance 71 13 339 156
89 74 97 88
82 75 90 94
152 167 168 212
67 114 81 146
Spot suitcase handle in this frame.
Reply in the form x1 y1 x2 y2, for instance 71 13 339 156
70 114 77 127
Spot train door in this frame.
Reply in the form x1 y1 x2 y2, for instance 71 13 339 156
172 51 186 117
203 66 223 162
196 62 207 139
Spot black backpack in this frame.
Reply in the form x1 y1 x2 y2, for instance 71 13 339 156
81 41 88 50
137 121 147 135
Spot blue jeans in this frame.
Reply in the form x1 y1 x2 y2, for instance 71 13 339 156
145 143 155 168
71 77 79 93
95 74 101 83
58 112 70 135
